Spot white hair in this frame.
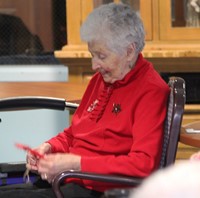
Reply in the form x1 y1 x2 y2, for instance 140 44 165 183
80 3 145 55
130 160 200 198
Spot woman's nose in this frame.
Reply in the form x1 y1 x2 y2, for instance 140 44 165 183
92 59 100 71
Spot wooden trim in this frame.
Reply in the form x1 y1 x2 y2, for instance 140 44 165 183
55 43 200 58
143 43 200 58
184 105 200 113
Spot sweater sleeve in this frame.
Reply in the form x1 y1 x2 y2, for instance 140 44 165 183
47 126 73 153
46 74 100 154
81 85 170 177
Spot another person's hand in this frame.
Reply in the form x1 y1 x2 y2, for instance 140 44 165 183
190 151 200 160
36 153 81 183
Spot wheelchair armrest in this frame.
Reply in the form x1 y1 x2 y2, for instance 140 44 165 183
52 170 143 198
0 96 79 111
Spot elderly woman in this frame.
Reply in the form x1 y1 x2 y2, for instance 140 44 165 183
0 2 170 198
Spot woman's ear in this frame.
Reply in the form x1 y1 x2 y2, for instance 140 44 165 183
126 43 136 61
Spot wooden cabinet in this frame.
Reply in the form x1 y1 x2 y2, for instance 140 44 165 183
65 0 153 43
55 0 154 58
54 0 200 84
55 0 200 60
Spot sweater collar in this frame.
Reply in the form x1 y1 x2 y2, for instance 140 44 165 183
104 53 146 89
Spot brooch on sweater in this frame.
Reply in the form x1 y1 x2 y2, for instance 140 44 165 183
112 103 121 115
87 99 99 112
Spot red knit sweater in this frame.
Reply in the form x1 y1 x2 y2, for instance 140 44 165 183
47 54 170 192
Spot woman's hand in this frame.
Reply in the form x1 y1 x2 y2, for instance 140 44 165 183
26 142 52 171
36 153 81 183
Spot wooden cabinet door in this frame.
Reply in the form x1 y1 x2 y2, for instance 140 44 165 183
159 0 200 41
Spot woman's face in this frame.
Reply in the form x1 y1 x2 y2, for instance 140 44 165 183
88 41 132 84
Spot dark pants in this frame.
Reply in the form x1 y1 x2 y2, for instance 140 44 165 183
0 179 103 198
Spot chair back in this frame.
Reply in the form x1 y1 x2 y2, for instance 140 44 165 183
159 76 186 168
